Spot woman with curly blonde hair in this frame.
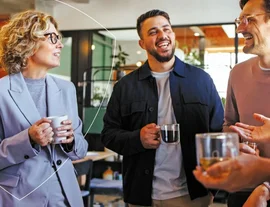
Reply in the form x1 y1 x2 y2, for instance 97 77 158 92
0 10 88 207
0 10 58 74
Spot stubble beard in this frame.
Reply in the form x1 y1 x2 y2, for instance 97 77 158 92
243 40 265 56
243 44 254 54
149 47 175 63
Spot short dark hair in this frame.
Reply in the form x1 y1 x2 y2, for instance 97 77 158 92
136 9 171 39
239 0 270 12
239 0 248 9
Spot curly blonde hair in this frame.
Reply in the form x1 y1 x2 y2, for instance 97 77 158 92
0 10 59 74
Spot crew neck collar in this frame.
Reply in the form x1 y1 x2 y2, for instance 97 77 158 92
259 61 270 71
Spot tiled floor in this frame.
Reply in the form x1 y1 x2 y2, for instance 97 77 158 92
94 195 227 207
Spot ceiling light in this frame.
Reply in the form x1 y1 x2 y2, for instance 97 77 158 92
194 32 200 37
221 25 243 38
190 26 205 37
206 46 244 52
136 61 142 67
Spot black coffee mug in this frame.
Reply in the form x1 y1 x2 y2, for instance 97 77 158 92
161 124 180 143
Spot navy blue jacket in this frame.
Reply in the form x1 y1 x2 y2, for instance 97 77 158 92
101 57 224 205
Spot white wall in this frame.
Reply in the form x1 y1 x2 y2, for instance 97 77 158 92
39 0 241 31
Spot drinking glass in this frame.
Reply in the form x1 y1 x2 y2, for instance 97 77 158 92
196 132 239 175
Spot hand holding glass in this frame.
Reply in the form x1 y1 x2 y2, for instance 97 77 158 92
196 133 239 176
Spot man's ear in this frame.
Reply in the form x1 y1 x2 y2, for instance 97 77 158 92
139 39 145 50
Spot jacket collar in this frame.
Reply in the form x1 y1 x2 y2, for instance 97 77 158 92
173 56 186 78
138 60 152 80
138 56 186 80
8 72 41 125
8 73 63 125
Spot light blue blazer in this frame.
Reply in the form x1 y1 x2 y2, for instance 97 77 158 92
0 72 88 207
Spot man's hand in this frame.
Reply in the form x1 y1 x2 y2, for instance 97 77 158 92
239 143 257 155
140 123 161 149
230 113 270 144
229 124 252 141
193 153 266 192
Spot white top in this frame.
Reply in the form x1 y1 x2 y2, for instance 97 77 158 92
151 69 188 200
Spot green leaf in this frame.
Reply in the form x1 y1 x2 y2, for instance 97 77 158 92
111 45 129 68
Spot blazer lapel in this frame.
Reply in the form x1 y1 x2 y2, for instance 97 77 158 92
46 75 66 117
8 73 41 126
46 75 66 155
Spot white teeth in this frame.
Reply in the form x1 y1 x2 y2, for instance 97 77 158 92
54 53 60 57
158 42 169 48
243 35 253 40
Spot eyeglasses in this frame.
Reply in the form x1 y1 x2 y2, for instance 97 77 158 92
235 13 270 27
44 32 62 44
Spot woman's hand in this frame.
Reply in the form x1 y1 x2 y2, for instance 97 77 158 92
55 119 74 144
28 118 53 146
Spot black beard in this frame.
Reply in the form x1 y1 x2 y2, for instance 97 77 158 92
149 47 175 63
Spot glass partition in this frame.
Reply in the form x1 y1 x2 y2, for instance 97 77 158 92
82 33 114 134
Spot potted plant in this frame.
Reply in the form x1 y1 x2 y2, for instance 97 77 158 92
91 86 108 107
111 45 129 80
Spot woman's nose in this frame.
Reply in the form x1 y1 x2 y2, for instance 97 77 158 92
57 41 64 49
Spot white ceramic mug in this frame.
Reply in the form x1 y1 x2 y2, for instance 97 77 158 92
47 115 68 144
